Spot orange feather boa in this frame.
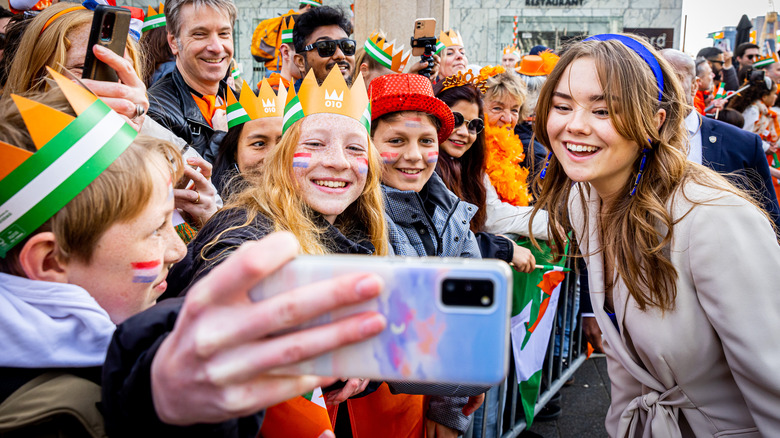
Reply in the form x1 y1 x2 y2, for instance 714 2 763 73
484 123 531 206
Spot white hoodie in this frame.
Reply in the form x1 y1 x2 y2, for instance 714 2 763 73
0 273 115 368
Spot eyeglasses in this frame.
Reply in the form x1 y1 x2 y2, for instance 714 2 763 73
745 54 759 60
301 39 357 57
710 60 724 65
452 112 484 134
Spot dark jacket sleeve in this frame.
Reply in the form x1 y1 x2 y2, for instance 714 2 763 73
721 66 739 91
746 134 780 233
474 232 513 263
101 298 263 437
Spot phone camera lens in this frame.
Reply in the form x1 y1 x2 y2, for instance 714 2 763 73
481 296 491 306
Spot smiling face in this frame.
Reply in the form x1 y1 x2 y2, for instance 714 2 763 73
372 112 439 192
65 157 186 324
293 114 369 223
439 45 468 79
546 57 642 200
169 3 234 95
485 95 521 128
441 100 479 159
236 117 284 177
297 24 354 85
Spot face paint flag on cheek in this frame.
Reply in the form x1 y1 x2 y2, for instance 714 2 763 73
293 152 311 168
380 152 398 164
356 157 368 174
427 151 439 163
131 260 161 283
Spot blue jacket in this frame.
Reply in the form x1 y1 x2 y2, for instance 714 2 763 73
383 172 481 259
700 115 780 232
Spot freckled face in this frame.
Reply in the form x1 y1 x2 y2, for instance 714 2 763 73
546 57 641 200
441 100 479 159
65 158 187 324
235 117 284 177
293 114 369 223
372 113 439 192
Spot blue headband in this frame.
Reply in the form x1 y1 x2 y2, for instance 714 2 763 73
584 34 664 101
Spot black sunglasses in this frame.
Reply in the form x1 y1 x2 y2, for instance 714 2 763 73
301 39 357 57
745 54 759 60
452 112 484 134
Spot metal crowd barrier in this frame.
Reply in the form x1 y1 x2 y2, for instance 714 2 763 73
464 255 586 438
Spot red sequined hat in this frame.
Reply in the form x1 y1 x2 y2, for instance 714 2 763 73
369 74 454 144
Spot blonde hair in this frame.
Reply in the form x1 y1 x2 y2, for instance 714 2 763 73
0 89 182 273
530 35 764 312
205 116 388 257
4 3 143 96
484 72 527 109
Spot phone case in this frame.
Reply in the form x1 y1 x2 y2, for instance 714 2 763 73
249 255 512 386
412 18 437 56
82 6 131 82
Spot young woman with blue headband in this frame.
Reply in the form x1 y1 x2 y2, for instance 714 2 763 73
530 34 780 436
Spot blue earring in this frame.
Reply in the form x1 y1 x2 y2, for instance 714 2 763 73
539 152 553 180
629 148 651 197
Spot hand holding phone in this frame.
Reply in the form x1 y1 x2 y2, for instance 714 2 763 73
411 18 437 78
250 255 513 386
82 5 131 82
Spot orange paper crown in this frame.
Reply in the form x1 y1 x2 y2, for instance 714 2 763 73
365 31 411 73
439 29 464 48
502 44 521 57
283 68 370 132
226 79 287 128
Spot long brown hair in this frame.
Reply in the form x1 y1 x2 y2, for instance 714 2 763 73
530 36 765 312
434 84 487 232
203 116 388 259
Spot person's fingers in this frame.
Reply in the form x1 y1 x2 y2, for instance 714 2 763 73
181 165 212 193
203 312 386 385
183 233 300 311
89 95 137 120
463 393 485 416
173 188 200 206
186 156 213 180
197 272 384 355
92 44 145 89
425 419 436 438
356 378 370 393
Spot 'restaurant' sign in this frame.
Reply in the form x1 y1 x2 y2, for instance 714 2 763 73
525 0 584 5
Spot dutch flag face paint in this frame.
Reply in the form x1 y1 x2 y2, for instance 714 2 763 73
293 152 311 168
356 157 368 174
426 151 439 163
131 260 162 283
380 152 399 164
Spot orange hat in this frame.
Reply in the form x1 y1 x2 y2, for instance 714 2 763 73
515 51 559 77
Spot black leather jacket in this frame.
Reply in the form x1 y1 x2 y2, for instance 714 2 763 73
146 67 227 163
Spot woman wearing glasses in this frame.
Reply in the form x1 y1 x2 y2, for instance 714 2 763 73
433 75 537 271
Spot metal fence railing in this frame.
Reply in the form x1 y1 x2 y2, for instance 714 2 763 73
464 255 586 438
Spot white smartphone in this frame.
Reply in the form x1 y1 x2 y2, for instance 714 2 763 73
249 255 513 386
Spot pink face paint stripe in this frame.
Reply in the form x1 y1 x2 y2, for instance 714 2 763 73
356 157 368 174
132 260 162 283
293 152 311 168
381 152 399 163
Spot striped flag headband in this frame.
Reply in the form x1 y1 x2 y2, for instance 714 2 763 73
364 32 411 73
0 68 137 257
142 3 165 33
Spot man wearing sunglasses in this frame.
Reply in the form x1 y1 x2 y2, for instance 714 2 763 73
292 6 355 86
697 46 738 92
735 42 760 70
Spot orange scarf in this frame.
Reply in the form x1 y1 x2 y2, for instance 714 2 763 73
484 123 531 206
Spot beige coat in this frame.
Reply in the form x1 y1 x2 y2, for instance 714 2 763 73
570 182 780 437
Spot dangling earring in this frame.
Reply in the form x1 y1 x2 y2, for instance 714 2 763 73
539 152 553 180
629 148 651 197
